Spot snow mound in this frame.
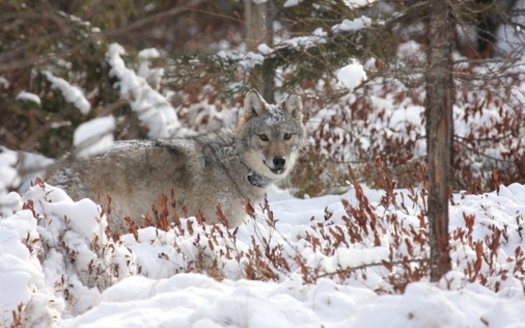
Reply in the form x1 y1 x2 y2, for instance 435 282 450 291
1 181 525 326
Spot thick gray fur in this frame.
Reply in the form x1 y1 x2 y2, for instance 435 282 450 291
46 90 306 232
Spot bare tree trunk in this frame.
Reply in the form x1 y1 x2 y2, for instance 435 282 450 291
244 0 274 102
426 0 454 282
262 0 274 102
244 0 266 51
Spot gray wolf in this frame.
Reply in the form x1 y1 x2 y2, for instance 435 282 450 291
46 90 306 233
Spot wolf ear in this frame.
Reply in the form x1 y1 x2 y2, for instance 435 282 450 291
244 89 268 120
283 93 303 121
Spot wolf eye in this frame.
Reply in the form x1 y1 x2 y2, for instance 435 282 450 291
259 134 269 141
283 133 292 140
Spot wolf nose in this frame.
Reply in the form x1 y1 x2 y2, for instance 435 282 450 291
273 156 286 169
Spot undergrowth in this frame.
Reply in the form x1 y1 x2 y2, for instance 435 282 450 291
30 176 525 294
3 172 525 327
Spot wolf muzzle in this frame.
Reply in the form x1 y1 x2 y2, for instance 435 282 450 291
273 156 286 169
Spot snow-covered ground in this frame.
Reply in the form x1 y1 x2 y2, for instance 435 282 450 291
1 178 525 327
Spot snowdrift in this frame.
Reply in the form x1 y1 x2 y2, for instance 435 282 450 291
1 180 525 327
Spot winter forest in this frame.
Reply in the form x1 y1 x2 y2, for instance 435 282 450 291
2 0 525 326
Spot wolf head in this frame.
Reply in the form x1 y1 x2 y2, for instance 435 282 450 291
237 89 306 180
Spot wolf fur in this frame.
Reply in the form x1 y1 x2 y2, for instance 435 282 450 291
46 90 306 232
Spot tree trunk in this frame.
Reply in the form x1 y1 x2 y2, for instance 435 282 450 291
262 0 274 102
243 0 274 102
426 0 454 282
243 0 266 51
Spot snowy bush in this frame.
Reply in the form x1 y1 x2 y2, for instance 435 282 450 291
2 175 525 326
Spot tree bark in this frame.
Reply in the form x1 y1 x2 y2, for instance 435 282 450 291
244 0 274 102
426 0 454 282
262 0 274 102
244 0 266 51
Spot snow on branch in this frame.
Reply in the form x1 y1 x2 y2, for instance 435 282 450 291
16 91 41 105
342 0 378 10
137 48 164 89
43 71 91 114
336 60 367 90
285 0 376 9
73 116 116 159
283 0 303 8
106 43 180 138
332 16 372 33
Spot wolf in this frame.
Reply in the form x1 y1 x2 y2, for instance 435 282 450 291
46 89 306 233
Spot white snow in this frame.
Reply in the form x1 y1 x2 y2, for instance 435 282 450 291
73 116 115 159
137 48 164 89
43 71 91 114
138 48 160 59
0 147 54 207
282 28 327 49
257 43 273 55
0 147 19 199
332 17 372 33
336 62 367 90
342 0 377 10
16 91 41 105
1 179 525 326
106 43 181 138
0 76 10 88
283 0 301 8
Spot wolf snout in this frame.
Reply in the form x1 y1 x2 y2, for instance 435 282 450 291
273 156 286 169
